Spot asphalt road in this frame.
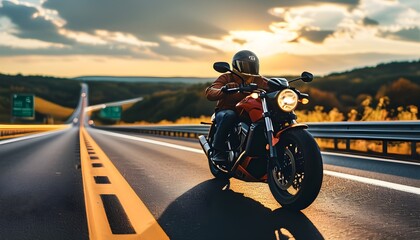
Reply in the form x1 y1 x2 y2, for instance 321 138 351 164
0 126 419 239
88 128 420 240
0 127 88 240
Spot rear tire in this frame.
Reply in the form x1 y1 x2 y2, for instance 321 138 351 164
268 129 323 210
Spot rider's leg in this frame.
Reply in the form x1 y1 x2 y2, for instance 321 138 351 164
211 109 237 162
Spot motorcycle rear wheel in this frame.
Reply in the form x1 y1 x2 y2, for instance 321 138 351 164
268 128 323 210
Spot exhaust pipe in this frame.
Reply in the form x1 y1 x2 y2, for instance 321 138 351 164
198 135 211 156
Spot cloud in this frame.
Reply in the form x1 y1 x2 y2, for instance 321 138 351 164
269 4 348 44
41 0 361 41
378 27 420 42
0 42 162 60
357 0 420 42
298 29 335 43
42 0 250 40
0 0 370 51
0 1 163 58
0 0 418 67
232 38 247 45
33 0 364 58
361 0 420 27
401 0 420 12
0 1 73 44
362 17 379 26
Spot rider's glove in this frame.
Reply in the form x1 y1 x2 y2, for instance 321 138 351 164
221 82 239 94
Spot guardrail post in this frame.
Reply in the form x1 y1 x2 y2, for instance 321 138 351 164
383 140 388 155
346 139 350 151
411 141 417 159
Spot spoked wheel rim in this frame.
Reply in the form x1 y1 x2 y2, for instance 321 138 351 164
271 140 305 197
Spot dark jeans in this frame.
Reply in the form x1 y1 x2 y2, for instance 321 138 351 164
212 109 237 151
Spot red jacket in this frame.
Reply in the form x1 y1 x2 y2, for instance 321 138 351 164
205 72 268 112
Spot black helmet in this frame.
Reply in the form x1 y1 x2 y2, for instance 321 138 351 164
232 50 259 75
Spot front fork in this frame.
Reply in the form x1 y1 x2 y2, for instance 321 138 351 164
261 95 308 164
261 96 277 160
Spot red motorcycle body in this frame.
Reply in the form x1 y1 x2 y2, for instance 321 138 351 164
233 95 307 183
236 95 263 122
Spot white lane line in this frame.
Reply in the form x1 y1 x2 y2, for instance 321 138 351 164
324 170 420 195
322 152 420 166
93 129 420 196
0 126 70 145
92 129 203 153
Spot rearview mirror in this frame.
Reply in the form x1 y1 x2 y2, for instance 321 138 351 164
213 62 231 73
301 71 313 82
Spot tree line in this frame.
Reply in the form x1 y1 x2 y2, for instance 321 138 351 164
0 59 418 124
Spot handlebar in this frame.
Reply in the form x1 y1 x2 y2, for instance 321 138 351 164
223 84 309 100
222 83 259 94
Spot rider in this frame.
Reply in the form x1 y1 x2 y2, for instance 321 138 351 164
205 50 268 163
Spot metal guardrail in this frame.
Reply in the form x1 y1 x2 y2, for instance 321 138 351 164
0 125 68 140
96 121 420 162
306 122 420 162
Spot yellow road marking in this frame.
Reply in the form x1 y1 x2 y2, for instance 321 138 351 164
80 126 169 240
0 124 68 130
0 124 68 139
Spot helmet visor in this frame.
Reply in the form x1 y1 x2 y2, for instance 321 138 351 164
234 60 259 75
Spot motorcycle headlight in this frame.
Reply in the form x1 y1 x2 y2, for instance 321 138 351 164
277 89 298 112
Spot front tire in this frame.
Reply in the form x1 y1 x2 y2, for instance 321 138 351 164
268 129 323 210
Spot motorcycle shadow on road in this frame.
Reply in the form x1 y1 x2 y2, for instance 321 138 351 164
158 178 324 240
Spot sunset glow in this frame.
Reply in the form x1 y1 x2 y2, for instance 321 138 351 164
0 0 418 77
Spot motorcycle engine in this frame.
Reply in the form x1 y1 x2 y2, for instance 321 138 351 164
225 122 250 163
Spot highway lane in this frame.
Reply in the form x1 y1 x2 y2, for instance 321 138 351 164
0 125 418 239
0 127 88 240
89 128 420 240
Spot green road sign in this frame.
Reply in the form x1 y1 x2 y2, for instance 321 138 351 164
99 106 122 120
12 94 35 119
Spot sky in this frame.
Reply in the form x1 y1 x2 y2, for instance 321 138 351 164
0 0 419 78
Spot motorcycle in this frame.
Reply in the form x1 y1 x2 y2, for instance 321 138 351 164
199 62 323 210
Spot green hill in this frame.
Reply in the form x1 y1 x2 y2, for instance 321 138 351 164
121 84 214 123
120 59 420 123
0 74 81 123
295 60 420 115
0 73 191 123
1 59 419 123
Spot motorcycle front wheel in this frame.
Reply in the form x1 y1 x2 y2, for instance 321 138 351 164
268 128 323 210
